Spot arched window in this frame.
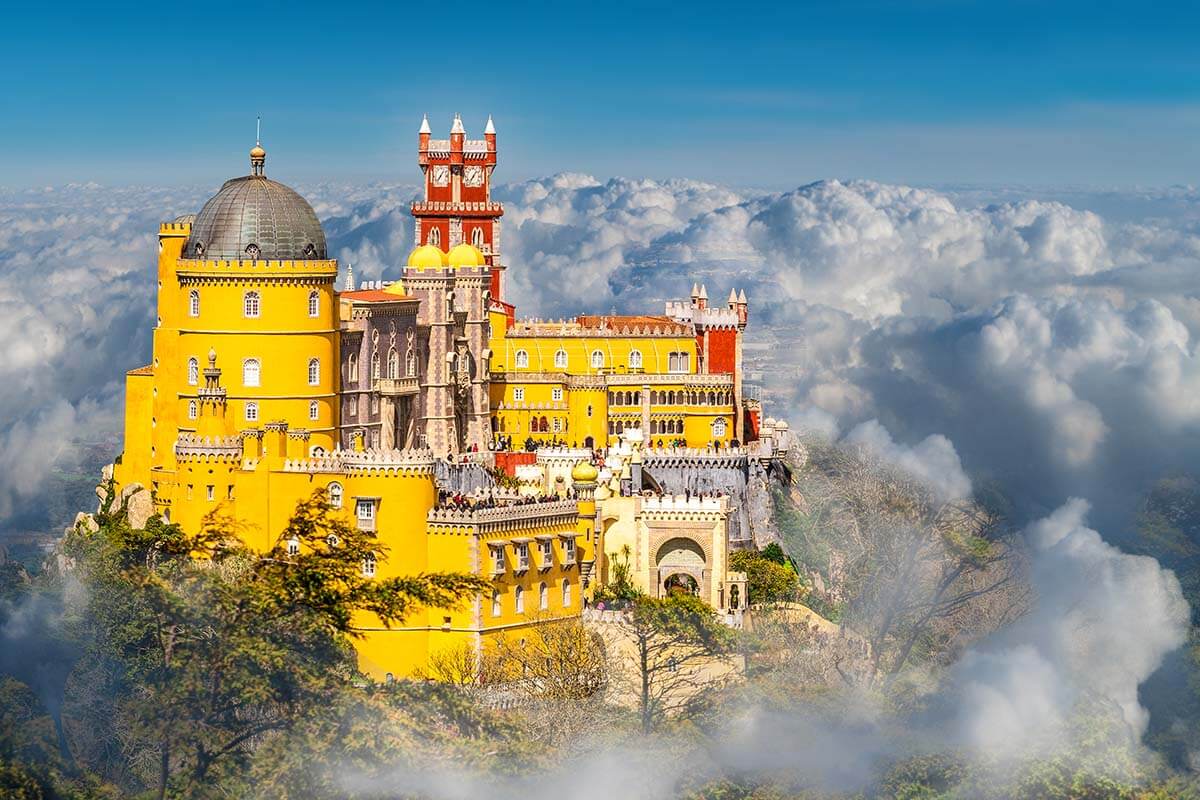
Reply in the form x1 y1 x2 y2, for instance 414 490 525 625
405 348 416 377
347 353 358 383
188 400 198 420
286 537 300 556
188 290 200 317
539 582 548 610
554 349 568 369
712 418 727 438
515 585 525 614
471 227 484 247
361 552 376 578
492 589 502 617
243 291 260 318
650 420 658 435
515 349 529 369
245 401 259 421
187 357 199 385
428 227 441 247
387 347 399 379
562 579 571 607
307 290 319 318
371 352 380 380
243 358 261 387
591 350 604 369
327 482 343 508
309 400 319 421
307 358 320 386
629 349 643 370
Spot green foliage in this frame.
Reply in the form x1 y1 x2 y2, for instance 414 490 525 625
52 490 486 798
594 544 644 604
730 548 804 604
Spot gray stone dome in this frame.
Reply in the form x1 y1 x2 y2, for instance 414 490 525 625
184 151 326 260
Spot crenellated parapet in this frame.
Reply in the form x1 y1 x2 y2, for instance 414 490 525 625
640 493 729 518
427 497 579 533
281 446 436 476
175 258 338 285
175 433 243 460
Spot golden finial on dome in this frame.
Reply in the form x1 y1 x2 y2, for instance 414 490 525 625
250 116 266 176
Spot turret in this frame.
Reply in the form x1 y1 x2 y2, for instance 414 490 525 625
736 289 748 327
697 284 708 310
418 114 431 155
727 288 738 310
484 114 496 152
450 113 465 162
690 283 700 308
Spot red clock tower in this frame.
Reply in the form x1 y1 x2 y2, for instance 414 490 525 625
414 113 506 300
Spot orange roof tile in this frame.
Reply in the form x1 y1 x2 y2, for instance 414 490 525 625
340 289 415 302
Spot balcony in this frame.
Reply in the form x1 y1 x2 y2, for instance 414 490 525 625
373 377 419 397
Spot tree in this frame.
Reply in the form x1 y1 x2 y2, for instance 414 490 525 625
609 594 735 733
63 489 488 799
729 549 802 604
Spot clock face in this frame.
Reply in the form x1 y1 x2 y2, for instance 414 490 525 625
463 166 484 187
431 166 450 187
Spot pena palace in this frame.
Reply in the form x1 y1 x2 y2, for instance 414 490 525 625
111 115 792 678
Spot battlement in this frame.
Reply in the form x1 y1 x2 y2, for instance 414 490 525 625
411 201 503 216
640 493 729 515
159 221 193 235
175 433 243 459
506 319 692 338
427 497 578 527
282 446 436 475
665 301 740 329
175 258 339 279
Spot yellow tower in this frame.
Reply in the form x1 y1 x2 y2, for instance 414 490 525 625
115 142 341 522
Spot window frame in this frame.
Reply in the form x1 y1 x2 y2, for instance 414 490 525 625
327 482 343 509
188 290 200 318
187 357 199 386
307 290 319 318
307 358 320 386
243 291 261 319
590 349 604 369
244 401 259 421
514 349 529 369
242 358 261 387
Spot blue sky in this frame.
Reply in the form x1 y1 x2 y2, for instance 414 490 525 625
2 0 1198 189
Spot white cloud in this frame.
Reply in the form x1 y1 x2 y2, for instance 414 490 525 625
952 499 1190 757
844 419 972 501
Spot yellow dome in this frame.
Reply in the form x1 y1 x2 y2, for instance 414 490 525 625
571 461 599 483
384 279 407 295
446 243 486 267
407 244 448 269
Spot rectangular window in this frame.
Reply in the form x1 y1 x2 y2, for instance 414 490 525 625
562 538 576 565
513 387 525 402
309 401 319 421
245 402 259 421
553 417 562 433
539 540 553 567
515 543 530 571
356 499 375 521
552 387 563 402
491 546 506 575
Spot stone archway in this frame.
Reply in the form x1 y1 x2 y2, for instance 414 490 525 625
655 536 707 600
663 572 699 597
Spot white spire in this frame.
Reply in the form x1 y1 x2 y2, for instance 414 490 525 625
419 114 431 134
484 115 496 135
728 288 738 304
451 113 465 134
691 283 700 297
738 289 747 303
345 263 355 291
698 284 708 299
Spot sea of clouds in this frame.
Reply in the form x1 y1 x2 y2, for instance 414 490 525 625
2 172 1198 792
